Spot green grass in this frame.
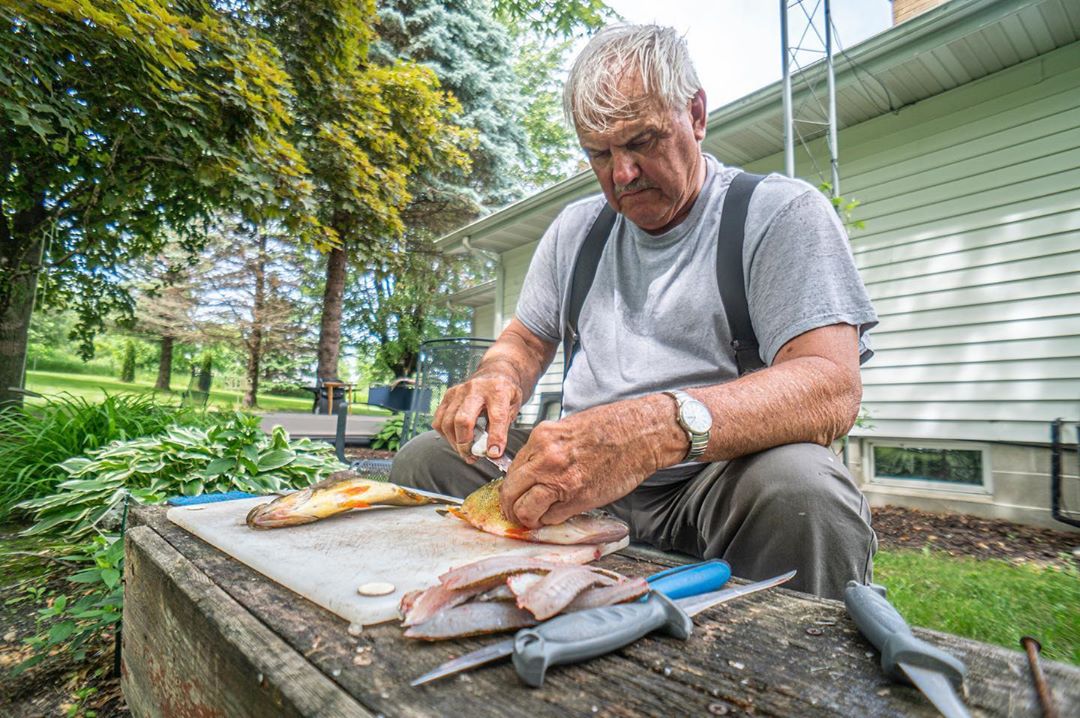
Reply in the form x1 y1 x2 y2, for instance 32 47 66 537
24 370 389 415
875 548 1080 665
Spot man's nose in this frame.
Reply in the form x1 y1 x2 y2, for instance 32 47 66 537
611 149 640 188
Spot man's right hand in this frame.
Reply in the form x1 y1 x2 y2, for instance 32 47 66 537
432 369 522 463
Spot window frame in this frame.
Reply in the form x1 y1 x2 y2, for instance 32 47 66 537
866 439 993 495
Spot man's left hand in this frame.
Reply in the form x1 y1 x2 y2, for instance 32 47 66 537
498 396 681 528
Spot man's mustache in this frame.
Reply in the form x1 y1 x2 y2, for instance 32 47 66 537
616 179 656 196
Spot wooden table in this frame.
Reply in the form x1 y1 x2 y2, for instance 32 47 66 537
122 505 1079 717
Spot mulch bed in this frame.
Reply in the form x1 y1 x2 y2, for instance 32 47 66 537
872 504 1078 569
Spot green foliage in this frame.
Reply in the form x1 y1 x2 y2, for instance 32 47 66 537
16 412 345 540
492 0 613 37
0 393 217 519
819 182 866 233
371 414 405 451
14 535 125 673
119 340 136 383
875 549 1080 665
1 0 323 364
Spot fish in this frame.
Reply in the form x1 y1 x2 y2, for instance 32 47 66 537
403 602 538 641
245 470 456 529
438 555 566 591
515 564 609 620
445 478 629 545
400 581 495 627
563 577 650 612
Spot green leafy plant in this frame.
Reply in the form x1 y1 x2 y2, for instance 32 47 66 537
16 412 345 540
17 535 124 673
0 393 218 519
819 182 866 233
371 414 405 451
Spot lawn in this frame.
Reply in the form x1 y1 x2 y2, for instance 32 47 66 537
24 370 388 415
875 548 1080 665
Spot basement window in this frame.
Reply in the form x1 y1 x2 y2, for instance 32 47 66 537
868 441 991 494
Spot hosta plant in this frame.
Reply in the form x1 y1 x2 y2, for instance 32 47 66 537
17 412 345 540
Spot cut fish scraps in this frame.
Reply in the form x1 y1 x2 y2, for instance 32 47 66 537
400 555 646 640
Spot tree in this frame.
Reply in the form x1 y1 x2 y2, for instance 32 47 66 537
195 218 313 408
0 0 321 405
119 340 136 383
252 0 473 382
129 245 203 391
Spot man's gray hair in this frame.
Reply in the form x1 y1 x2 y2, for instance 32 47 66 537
563 24 701 134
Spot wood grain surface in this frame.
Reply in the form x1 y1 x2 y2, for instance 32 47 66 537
125 504 1079 717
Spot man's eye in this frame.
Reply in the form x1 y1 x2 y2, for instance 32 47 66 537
586 149 610 160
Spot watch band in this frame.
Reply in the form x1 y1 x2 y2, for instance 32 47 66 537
664 389 711 462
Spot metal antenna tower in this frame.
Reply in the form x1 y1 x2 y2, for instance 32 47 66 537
780 0 839 197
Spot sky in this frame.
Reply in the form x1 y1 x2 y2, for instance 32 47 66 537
600 0 895 111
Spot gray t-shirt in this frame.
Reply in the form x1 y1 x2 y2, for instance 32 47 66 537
515 155 878 483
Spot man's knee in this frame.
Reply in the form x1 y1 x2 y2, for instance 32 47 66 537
732 443 861 516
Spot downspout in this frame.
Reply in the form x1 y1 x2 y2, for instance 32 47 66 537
462 236 504 335
1050 418 1080 528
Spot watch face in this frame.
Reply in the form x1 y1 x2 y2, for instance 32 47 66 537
681 399 712 434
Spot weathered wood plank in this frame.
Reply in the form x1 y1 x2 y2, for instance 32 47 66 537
128 505 1079 717
122 525 371 718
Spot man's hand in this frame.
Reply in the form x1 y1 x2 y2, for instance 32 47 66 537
499 395 685 528
433 369 522 462
431 318 558 462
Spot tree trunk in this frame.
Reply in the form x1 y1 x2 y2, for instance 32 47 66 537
156 335 174 391
0 201 47 407
316 246 347 381
243 230 268 408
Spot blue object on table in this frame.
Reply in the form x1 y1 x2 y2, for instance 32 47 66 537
166 491 258 506
646 559 731 599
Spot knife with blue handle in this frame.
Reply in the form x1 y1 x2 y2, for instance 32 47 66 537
411 559 737 686
844 581 969 718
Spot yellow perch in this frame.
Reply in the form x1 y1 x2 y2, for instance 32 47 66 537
245 470 456 529
445 478 629 545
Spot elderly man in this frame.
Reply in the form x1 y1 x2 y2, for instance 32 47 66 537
391 24 878 599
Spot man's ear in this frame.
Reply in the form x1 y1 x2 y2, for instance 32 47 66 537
690 89 707 141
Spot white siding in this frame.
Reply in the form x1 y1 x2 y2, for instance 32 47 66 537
471 305 495 339
747 42 1080 444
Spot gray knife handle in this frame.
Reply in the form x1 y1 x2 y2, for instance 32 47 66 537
844 581 966 688
512 591 693 688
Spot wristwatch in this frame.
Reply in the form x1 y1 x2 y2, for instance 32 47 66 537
663 389 712 461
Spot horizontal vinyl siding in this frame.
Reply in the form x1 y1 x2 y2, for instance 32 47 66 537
471 305 495 339
747 43 1080 444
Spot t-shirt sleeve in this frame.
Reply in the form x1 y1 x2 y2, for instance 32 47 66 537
514 211 566 344
746 188 878 366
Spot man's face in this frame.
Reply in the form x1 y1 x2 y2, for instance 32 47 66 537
577 78 708 234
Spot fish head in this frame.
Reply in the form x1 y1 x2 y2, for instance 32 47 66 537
245 488 318 528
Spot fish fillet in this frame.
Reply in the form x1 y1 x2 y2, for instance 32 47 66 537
563 577 650 612
516 565 608 620
446 478 629 545
438 555 565 591
403 602 537 641
245 471 455 529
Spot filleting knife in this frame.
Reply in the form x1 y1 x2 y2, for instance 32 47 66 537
412 565 794 688
844 581 970 718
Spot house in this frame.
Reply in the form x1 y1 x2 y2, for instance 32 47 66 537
435 0 1080 528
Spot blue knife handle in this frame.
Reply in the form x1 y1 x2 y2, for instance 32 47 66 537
648 559 731 599
844 581 966 688
512 591 692 688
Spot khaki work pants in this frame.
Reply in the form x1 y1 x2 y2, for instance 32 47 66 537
390 429 877 600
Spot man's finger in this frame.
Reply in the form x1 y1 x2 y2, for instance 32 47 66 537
511 484 559 529
452 395 486 449
484 397 513 457
538 500 579 527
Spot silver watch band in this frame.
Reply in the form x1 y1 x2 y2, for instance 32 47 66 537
664 390 710 462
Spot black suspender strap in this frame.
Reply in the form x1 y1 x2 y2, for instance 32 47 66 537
563 204 617 380
716 172 766 375
562 171 765 383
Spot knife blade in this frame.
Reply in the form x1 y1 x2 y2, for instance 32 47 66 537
411 559 732 686
409 562 785 688
844 581 969 718
472 416 513 473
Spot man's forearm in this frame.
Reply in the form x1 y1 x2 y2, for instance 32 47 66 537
633 354 861 469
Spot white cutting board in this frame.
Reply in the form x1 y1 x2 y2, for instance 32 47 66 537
167 497 627 627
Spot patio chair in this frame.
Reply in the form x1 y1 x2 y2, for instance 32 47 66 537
349 337 495 478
